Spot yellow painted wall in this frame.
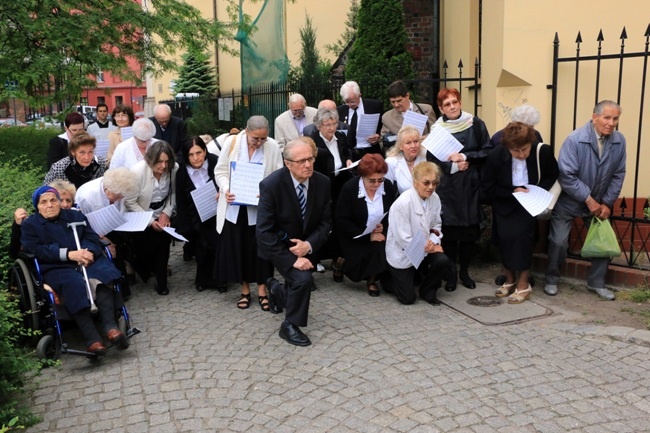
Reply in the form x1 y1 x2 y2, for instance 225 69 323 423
444 0 649 198
152 0 349 103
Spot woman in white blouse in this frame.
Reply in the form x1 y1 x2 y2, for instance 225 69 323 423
385 125 428 194
125 141 178 295
214 116 283 310
384 161 451 305
109 118 158 169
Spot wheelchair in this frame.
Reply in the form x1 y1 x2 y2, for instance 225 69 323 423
6 245 140 361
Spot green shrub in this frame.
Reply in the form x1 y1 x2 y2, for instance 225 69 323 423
0 127 57 171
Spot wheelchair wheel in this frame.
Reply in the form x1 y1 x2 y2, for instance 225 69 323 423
7 259 40 333
117 316 130 349
36 335 60 361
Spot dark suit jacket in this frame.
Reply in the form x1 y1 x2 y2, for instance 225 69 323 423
174 153 219 236
337 98 383 147
150 116 188 156
47 136 69 169
310 131 353 205
480 143 559 216
256 167 331 273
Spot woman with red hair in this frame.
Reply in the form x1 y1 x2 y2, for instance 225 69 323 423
429 88 493 291
334 154 397 296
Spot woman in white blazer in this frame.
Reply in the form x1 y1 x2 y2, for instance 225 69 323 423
384 161 451 305
214 116 284 311
125 141 178 295
385 125 428 194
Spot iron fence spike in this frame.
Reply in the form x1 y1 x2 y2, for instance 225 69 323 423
597 29 604 42
620 27 628 40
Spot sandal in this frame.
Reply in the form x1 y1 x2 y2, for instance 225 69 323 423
237 293 251 309
495 282 516 298
508 285 532 304
367 282 380 297
258 295 270 311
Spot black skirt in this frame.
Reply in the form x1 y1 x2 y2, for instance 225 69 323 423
215 208 273 284
493 205 537 271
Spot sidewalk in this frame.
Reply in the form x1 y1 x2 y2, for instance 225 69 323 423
26 244 650 432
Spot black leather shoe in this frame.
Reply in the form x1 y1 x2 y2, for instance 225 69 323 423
445 282 456 292
460 273 476 289
495 274 507 286
425 296 441 306
216 282 228 293
279 321 311 346
195 284 206 292
154 283 169 296
265 278 283 314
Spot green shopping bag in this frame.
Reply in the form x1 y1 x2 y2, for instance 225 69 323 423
581 217 621 258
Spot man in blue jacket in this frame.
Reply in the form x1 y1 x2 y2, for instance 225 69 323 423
544 100 626 300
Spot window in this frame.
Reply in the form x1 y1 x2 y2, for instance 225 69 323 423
97 96 105 105
115 96 123 106
96 70 104 83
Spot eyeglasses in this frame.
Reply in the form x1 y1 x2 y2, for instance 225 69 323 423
248 136 267 144
365 177 385 184
441 99 460 108
114 113 129 119
290 109 305 115
286 156 316 166
416 179 439 187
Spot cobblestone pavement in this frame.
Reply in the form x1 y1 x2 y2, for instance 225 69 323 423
27 245 650 432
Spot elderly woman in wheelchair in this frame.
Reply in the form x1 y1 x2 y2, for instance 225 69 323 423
20 185 127 357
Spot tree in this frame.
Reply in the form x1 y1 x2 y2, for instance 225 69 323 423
0 0 236 107
289 14 331 103
174 51 218 96
325 0 359 56
344 0 413 100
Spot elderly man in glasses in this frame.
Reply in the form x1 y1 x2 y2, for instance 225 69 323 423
273 93 318 150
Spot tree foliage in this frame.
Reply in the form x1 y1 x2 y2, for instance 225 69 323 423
288 14 331 103
325 0 359 56
345 0 413 99
174 51 218 96
0 0 235 107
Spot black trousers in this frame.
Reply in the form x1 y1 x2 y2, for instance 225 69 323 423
130 227 171 290
269 263 313 328
72 284 118 346
384 252 450 304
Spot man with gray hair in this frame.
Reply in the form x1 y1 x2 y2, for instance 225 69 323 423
273 93 317 149
150 103 188 157
544 100 626 300
337 80 383 158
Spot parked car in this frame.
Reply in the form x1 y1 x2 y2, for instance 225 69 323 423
0 118 26 127
26 119 60 129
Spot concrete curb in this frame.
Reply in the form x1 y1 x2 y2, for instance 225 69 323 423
548 323 650 347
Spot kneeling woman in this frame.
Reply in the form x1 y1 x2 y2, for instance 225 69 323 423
21 186 124 355
384 161 450 305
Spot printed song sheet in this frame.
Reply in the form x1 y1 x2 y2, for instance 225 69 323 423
85 205 126 236
512 184 553 217
229 161 264 206
116 211 154 232
120 126 133 140
422 125 464 161
163 227 189 242
190 181 218 222
95 139 110 158
333 159 360 174
404 230 428 269
354 212 387 239
403 111 429 135
355 113 380 148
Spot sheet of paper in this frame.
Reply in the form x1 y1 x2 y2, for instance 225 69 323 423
422 125 464 161
85 205 127 237
120 126 133 140
355 113 380 148
163 227 189 242
190 181 218 222
333 159 360 174
229 161 264 206
404 230 428 269
95 139 110 158
353 212 388 239
403 111 429 135
512 184 553 217
114 211 154 232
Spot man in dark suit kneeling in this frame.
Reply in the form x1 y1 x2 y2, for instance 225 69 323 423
257 137 331 346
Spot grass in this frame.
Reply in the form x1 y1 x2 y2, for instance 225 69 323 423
616 284 650 303
620 307 650 330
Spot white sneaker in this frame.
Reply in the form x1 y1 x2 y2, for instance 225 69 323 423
587 286 615 301
544 284 558 296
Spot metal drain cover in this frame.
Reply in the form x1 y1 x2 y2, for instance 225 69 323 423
467 296 503 307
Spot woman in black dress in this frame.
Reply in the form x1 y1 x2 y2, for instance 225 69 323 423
481 122 558 303
175 137 222 292
335 154 397 296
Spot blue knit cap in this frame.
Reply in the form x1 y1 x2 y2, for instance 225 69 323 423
32 186 60 209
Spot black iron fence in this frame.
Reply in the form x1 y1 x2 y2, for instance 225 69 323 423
550 25 650 269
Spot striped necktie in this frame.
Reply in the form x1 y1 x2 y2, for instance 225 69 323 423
297 183 306 219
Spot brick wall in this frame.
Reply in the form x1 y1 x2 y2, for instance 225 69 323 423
402 0 434 79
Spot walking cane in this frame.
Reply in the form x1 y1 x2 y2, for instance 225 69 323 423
68 221 98 314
